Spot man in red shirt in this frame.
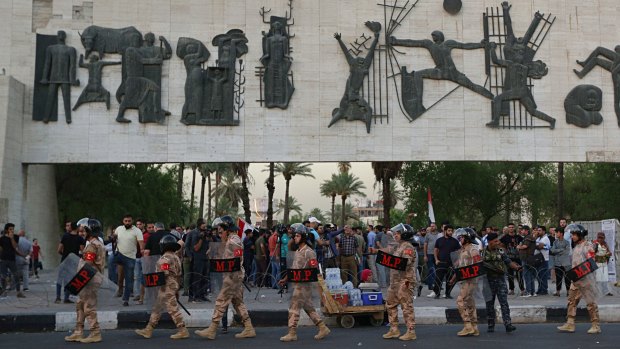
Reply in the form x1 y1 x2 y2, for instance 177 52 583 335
32 239 42 279
268 228 281 288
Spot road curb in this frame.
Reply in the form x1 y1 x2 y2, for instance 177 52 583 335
4 305 620 333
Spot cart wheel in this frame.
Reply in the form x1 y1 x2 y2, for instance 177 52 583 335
339 315 355 329
369 316 383 327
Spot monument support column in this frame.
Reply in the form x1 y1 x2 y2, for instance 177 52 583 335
0 76 59 266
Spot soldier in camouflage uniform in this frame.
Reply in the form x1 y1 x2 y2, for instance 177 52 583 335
369 223 417 341
451 228 481 337
135 235 189 339
195 215 256 340
483 232 519 333
64 226 105 343
279 223 330 342
558 224 602 334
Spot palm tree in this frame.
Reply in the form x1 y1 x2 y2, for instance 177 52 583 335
276 196 303 218
263 162 276 228
211 163 229 221
334 172 366 227
232 162 252 223
320 174 339 223
197 164 215 220
189 164 198 223
213 170 243 214
332 203 359 225
372 162 403 228
307 208 326 223
176 163 185 217
274 163 315 224
375 180 404 209
338 162 351 173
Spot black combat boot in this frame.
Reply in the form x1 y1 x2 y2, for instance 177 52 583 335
487 319 495 333
505 324 516 333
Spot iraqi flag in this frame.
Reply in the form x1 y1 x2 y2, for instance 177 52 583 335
237 218 254 238
427 188 436 224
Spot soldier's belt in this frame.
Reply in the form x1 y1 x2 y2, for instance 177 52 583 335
210 258 241 272
455 262 486 281
144 272 166 287
287 268 319 282
65 263 97 295
376 250 407 271
566 258 598 283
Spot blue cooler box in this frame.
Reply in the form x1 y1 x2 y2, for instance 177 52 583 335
361 292 383 305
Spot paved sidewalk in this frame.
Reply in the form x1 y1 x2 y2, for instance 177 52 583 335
1 268 619 332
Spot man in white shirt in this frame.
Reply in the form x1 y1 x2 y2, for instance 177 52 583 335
112 214 144 306
534 225 551 296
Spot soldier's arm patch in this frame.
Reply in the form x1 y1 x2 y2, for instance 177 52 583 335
234 248 243 257
473 255 482 263
161 263 170 271
403 248 414 256
84 252 96 262
309 259 318 267
587 250 595 259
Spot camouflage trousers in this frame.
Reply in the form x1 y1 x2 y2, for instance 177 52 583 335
76 284 100 332
213 273 250 324
288 284 321 329
485 276 511 326
567 283 599 322
149 287 185 328
457 280 477 323
386 280 415 331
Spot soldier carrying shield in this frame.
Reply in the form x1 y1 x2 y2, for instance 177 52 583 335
557 224 602 334
278 223 330 342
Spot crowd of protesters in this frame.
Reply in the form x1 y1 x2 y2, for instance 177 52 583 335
1 215 615 305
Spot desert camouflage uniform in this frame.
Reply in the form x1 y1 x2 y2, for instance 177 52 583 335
147 251 185 329
456 244 480 324
567 241 599 322
212 234 251 324
75 238 105 335
385 241 417 331
288 244 322 329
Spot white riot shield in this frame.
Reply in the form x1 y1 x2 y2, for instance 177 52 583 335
57 253 81 288
141 255 163 307
451 246 486 301
59 253 115 298
568 242 602 303
286 250 320 305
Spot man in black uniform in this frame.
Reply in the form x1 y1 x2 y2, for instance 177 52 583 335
483 233 519 333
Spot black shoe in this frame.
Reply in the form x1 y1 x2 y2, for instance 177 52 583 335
505 324 516 333
63 299 74 304
222 328 228 334
445 295 453 299
488 320 495 333
123 301 129 306
434 295 440 299
55 298 61 304
417 286 423 297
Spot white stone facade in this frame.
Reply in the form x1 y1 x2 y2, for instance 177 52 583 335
0 0 619 164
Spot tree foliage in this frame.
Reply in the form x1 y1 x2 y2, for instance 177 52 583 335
56 164 192 231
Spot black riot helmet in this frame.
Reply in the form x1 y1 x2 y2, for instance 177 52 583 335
290 223 308 244
455 227 478 244
219 215 238 231
77 217 103 238
566 224 588 239
391 223 415 240
159 234 180 253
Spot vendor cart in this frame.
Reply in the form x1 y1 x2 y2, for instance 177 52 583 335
317 275 385 328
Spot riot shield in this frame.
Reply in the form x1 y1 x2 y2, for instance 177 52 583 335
569 242 602 303
141 255 163 307
286 250 320 306
207 242 225 296
57 253 81 289
451 246 487 301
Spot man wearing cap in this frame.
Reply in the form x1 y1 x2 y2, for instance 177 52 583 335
483 232 519 333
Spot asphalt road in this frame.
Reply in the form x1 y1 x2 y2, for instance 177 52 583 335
1 324 617 349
